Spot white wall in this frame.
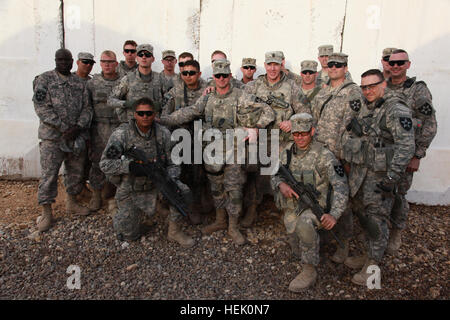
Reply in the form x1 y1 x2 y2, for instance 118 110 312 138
0 0 448 204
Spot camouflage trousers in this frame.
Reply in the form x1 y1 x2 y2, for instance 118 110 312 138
206 164 246 217
391 171 413 230
180 163 214 214
243 171 273 208
38 140 86 205
351 171 393 262
89 121 119 190
333 206 354 240
114 189 182 240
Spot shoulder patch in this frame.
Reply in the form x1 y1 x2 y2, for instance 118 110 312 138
399 117 413 131
334 164 345 177
34 89 47 102
418 102 433 116
349 99 361 112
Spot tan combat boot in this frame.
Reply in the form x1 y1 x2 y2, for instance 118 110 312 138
351 258 378 286
201 208 227 235
66 194 90 216
37 204 54 232
288 264 317 292
228 215 246 245
89 189 102 211
167 220 195 248
344 252 367 269
330 239 349 264
386 229 402 255
240 204 258 228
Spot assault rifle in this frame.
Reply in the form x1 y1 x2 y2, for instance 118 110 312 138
255 93 291 109
277 165 345 248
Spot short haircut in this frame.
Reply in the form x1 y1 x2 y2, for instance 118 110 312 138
178 52 194 60
101 50 117 60
211 50 227 59
133 97 157 112
361 69 384 82
183 59 200 71
123 40 137 49
392 49 408 55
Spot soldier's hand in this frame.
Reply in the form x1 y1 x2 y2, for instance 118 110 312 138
279 182 299 199
203 86 215 96
129 161 147 177
320 214 337 230
279 120 292 133
243 128 258 143
406 157 420 172
62 125 81 140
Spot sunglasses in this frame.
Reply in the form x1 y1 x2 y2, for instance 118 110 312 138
124 49 137 54
135 110 154 117
137 52 153 58
181 70 198 76
327 62 346 68
293 131 311 137
81 59 95 65
242 66 256 70
100 60 116 64
214 73 230 79
360 80 384 91
388 60 408 67
382 56 390 62
178 61 190 67
301 70 315 75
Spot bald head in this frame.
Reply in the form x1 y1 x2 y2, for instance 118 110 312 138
55 48 73 75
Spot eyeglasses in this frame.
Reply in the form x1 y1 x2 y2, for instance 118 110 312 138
301 70 315 75
135 110 154 117
388 60 408 67
81 59 95 65
360 80 384 91
137 52 153 58
100 60 116 64
327 62 346 68
178 61 190 67
163 57 176 63
214 73 230 79
293 131 311 137
124 49 137 54
181 70 198 76
382 56 390 62
242 66 256 70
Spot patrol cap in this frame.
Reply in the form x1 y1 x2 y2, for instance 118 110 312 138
318 45 334 57
291 113 313 133
265 51 283 64
78 52 95 62
242 58 256 67
328 52 348 64
212 59 231 75
162 50 176 59
136 44 154 54
301 60 318 73
382 47 397 58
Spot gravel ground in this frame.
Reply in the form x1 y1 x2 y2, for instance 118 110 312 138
0 179 448 300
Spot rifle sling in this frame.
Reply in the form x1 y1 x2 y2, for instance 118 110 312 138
319 82 355 118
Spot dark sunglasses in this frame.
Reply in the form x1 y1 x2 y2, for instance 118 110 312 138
214 73 230 79
124 49 137 54
382 56 390 62
135 110 154 117
81 59 95 65
301 70 315 75
327 62 346 68
360 80 384 91
178 61 188 67
242 66 256 70
181 70 198 76
388 60 408 67
293 131 311 137
137 52 153 58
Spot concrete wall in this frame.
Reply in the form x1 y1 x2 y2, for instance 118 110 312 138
0 0 448 204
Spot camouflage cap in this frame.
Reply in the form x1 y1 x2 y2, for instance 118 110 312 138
212 59 231 75
265 51 283 64
318 45 334 57
301 60 318 72
382 47 397 58
291 113 313 133
242 58 256 67
78 52 95 62
136 44 154 54
162 50 176 59
328 52 348 64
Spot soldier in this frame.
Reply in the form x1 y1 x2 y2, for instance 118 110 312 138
342 69 415 285
117 40 138 78
74 52 95 82
386 49 438 254
99 97 195 247
316 45 333 87
240 58 257 85
32 48 93 232
310 52 364 264
86 50 122 211
299 60 321 102
159 50 177 90
160 59 275 244
381 47 396 80
208 50 245 89
108 43 169 123
272 113 348 291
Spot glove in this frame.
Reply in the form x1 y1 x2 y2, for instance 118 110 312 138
63 125 81 140
123 100 135 109
129 161 147 177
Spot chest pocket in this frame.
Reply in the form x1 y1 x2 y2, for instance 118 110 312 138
301 170 315 186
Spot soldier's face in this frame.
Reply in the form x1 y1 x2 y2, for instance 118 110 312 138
55 50 73 75
134 104 155 129
123 45 137 63
241 66 256 79
318 56 329 68
178 56 193 72
214 72 231 89
76 59 94 75
381 58 391 75
328 64 347 81
137 51 154 68
293 127 315 150
264 62 282 82
181 65 201 86
301 71 317 85
100 53 118 75
162 56 177 72
389 52 410 78
361 75 386 103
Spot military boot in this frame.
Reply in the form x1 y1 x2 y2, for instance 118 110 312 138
66 194 90 216
201 208 227 235
288 264 317 292
228 215 246 245
89 189 102 211
344 253 367 269
37 204 54 232
168 220 195 248
240 204 258 228
386 229 402 255
330 239 349 264
188 209 203 225
351 258 378 286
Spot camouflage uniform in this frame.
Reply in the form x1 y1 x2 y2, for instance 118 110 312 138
99 120 183 240
33 70 92 205
158 72 176 93
117 61 138 79
86 72 121 190
342 91 415 261
285 69 303 86
387 77 437 230
207 76 245 90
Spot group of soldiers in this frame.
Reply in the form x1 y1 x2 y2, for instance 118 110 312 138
32 40 437 292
